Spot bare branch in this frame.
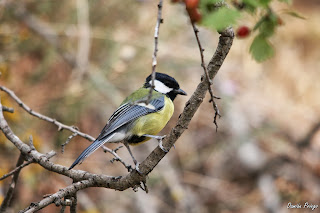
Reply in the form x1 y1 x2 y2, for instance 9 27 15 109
0 25 234 213
0 159 33 181
146 0 163 104
0 85 143 171
0 154 25 212
297 121 320 148
190 22 221 131
59 206 66 213
20 180 93 213
61 132 78 154
29 135 36 151
70 194 77 213
138 27 234 175
108 146 133 171
0 99 147 183
0 85 95 141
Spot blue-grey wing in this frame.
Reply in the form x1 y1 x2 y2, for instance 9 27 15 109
68 96 165 169
96 96 165 142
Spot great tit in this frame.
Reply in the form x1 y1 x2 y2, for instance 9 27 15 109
69 72 187 170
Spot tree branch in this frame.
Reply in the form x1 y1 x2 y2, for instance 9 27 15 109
0 27 234 212
0 159 33 181
19 180 93 213
191 22 221 131
0 86 129 169
0 85 94 141
137 27 234 175
0 154 25 213
146 0 163 104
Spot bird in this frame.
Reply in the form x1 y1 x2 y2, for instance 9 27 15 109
69 72 187 170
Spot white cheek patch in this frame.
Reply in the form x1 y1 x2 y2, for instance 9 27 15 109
137 102 156 110
150 80 173 94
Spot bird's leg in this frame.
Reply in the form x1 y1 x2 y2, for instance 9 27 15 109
142 134 169 153
123 141 141 174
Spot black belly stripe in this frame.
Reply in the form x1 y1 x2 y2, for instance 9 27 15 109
128 135 146 144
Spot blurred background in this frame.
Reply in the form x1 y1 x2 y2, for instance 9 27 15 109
0 0 320 212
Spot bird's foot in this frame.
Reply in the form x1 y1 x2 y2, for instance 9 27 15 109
157 135 169 153
142 134 170 152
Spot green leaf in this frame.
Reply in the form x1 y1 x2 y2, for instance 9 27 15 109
260 15 278 37
243 0 260 13
250 35 274 62
283 10 306 19
253 12 278 37
204 0 222 3
243 0 260 7
278 0 292 4
258 0 272 7
202 7 241 31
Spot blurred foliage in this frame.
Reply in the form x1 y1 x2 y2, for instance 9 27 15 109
0 0 320 213
198 0 305 61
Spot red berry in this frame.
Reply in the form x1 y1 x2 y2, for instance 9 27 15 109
187 8 202 23
185 0 199 10
277 17 284 26
236 26 251 38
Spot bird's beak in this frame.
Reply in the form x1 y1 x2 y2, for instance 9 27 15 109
175 88 187 96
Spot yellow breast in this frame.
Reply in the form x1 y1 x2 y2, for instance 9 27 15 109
129 96 174 144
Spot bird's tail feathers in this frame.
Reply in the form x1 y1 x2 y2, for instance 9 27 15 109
68 133 115 170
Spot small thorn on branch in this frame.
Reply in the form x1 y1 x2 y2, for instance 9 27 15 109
0 158 34 181
190 21 221 130
29 135 36 150
113 145 123 153
103 145 132 170
212 99 221 132
61 132 78 153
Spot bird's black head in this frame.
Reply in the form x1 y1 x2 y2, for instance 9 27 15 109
144 72 187 101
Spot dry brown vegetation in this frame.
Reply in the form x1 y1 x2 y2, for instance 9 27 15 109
1 0 320 212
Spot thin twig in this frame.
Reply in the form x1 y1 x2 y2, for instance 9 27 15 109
0 160 33 181
146 0 163 104
59 206 66 213
61 132 78 153
108 146 132 171
70 194 77 213
297 121 320 148
29 135 36 151
0 26 234 212
19 180 95 213
190 22 221 131
0 85 131 170
0 85 95 141
0 153 25 212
